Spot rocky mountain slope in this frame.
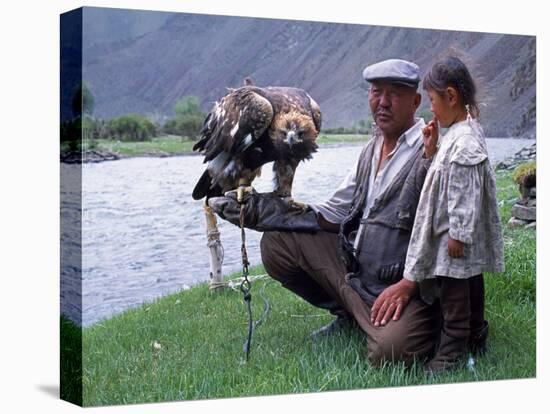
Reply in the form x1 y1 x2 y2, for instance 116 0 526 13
80 8 536 137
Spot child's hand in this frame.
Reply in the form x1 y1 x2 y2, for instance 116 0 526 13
448 237 465 258
422 116 439 159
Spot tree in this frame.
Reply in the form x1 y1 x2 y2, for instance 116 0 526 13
71 81 95 118
176 113 205 140
174 96 201 117
164 95 206 140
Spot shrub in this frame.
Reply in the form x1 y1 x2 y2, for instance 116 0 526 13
164 95 206 140
71 81 95 118
60 117 82 152
174 96 201 117
107 114 157 142
513 161 536 187
171 113 205 140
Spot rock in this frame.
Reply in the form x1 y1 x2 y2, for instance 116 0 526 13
511 204 536 221
60 150 82 164
529 187 536 197
526 198 536 207
142 150 170 158
495 143 536 171
508 217 531 228
61 149 121 164
495 161 512 170
525 221 536 230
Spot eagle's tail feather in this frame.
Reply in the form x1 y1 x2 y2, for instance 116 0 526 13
192 170 212 200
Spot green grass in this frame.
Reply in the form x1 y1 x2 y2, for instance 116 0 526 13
74 134 369 159
83 135 197 156
316 134 370 145
60 316 82 406
61 170 535 406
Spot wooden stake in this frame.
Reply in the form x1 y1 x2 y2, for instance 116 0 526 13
204 202 226 292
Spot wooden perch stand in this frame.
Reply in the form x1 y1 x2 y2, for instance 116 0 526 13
204 202 227 292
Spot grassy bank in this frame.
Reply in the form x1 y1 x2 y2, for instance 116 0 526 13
83 135 196 157
78 134 369 158
62 170 535 406
316 133 369 145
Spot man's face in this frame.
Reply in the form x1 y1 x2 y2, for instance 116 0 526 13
368 81 421 137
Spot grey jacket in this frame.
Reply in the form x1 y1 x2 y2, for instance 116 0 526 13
339 140 431 304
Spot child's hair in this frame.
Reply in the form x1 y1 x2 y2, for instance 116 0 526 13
423 56 480 119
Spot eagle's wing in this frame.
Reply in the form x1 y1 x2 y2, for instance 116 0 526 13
193 87 274 162
307 94 322 133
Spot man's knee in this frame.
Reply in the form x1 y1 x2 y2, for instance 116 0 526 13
260 231 298 283
367 329 406 366
367 326 430 366
260 232 283 271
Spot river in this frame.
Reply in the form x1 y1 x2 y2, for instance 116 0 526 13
60 138 534 326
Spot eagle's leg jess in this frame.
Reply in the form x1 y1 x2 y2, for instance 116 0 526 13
224 168 261 202
273 160 309 211
236 178 253 204
236 167 264 202
288 199 309 211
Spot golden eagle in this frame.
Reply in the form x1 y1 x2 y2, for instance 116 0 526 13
191 79 321 201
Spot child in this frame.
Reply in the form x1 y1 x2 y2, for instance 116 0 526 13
404 56 504 374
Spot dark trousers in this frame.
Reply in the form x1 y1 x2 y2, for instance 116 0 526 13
437 274 486 343
260 230 441 366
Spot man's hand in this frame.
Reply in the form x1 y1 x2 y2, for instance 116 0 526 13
208 189 260 228
422 116 439 159
448 237 465 258
370 278 418 327
207 189 321 232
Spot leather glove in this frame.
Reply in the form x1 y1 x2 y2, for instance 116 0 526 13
207 189 321 232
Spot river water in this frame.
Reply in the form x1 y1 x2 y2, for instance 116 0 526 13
60 138 534 326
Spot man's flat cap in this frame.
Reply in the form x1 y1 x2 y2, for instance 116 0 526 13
362 59 420 88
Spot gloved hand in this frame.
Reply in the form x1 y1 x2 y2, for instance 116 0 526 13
207 189 321 232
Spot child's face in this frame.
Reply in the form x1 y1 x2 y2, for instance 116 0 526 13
426 86 458 128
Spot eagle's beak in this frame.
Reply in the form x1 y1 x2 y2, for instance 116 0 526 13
286 131 297 145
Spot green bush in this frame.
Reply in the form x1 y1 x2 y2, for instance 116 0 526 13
513 161 536 187
321 118 372 135
107 114 157 142
71 81 95 118
163 96 206 140
164 113 205 140
174 95 201 117
60 117 83 152
322 126 368 135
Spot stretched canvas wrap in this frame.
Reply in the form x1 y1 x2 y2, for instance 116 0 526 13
60 6 536 407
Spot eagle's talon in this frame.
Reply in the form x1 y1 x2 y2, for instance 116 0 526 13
233 185 255 203
280 196 309 211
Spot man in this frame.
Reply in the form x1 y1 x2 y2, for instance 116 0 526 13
209 59 440 365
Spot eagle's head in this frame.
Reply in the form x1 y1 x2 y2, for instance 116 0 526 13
272 111 318 152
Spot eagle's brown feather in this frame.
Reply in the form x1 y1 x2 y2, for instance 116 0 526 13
192 84 322 201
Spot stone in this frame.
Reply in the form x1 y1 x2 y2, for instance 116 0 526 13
508 217 530 228
525 221 536 230
526 198 536 207
511 204 536 221
496 161 511 170
529 187 536 197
